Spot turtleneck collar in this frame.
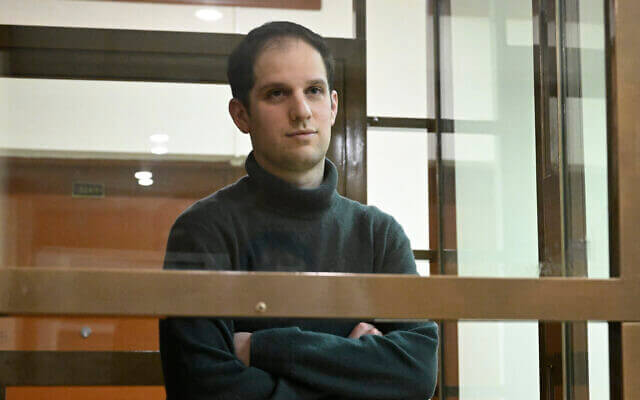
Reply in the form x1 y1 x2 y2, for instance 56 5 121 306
244 151 338 216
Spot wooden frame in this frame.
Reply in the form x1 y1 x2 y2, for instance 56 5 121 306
0 268 638 321
2 0 640 397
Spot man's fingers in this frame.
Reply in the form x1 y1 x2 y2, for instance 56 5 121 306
349 322 382 339
348 322 373 338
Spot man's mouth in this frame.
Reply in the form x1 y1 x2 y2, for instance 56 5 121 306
286 130 317 137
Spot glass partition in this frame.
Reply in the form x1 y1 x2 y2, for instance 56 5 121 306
430 0 611 399
0 0 622 399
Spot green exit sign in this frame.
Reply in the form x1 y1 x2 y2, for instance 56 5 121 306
72 182 105 198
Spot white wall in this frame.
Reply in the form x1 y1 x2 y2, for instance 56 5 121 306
366 0 428 118
0 78 251 159
367 128 429 252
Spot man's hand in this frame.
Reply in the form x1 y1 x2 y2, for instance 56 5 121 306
348 322 383 339
234 332 251 366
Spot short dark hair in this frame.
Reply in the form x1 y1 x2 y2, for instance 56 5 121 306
227 21 335 108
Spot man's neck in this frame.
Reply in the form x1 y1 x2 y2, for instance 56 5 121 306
254 155 325 189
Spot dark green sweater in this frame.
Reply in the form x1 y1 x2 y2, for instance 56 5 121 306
159 152 438 400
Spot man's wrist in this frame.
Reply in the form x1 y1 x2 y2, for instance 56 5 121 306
234 332 252 366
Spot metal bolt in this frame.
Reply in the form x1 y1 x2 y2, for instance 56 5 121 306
255 301 267 313
80 326 92 339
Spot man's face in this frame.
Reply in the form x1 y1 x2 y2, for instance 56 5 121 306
233 38 338 175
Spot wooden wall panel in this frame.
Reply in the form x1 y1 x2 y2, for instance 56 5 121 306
0 157 243 354
6 386 164 400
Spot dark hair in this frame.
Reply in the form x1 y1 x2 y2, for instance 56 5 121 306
227 21 335 108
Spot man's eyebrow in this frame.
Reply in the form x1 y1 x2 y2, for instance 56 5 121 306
256 79 327 92
306 79 327 87
256 82 287 92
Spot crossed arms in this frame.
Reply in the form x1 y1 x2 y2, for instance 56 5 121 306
160 316 438 400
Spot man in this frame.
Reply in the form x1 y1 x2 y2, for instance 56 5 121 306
160 21 438 400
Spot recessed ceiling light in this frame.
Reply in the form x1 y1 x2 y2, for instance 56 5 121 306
138 178 154 187
149 134 169 143
195 8 223 22
134 171 152 180
151 146 169 155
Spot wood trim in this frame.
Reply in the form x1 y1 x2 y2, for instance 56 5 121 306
339 37 367 203
0 351 162 386
413 250 436 261
622 323 640 398
97 0 321 9
366 117 458 133
606 0 620 280
353 0 366 40
0 25 356 84
613 0 640 280
367 117 431 130
1 268 638 321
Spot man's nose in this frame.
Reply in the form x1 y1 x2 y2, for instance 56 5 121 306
289 92 312 121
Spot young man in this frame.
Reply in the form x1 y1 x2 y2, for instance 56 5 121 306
160 21 438 400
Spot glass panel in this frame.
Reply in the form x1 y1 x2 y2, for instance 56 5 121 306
563 1 610 399
416 259 430 277
456 321 611 400
367 127 429 251
444 0 609 279
458 321 540 399
0 0 354 38
445 0 538 278
366 0 428 118
441 1 612 399
575 0 609 281
0 78 247 356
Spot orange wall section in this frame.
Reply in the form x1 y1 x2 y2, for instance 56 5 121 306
7 386 166 400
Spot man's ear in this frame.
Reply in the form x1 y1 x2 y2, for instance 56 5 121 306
229 98 251 134
330 90 339 126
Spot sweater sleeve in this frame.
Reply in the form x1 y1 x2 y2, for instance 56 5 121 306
250 215 439 400
160 217 327 400
251 323 438 400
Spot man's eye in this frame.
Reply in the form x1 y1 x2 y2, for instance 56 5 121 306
307 86 323 95
267 90 284 99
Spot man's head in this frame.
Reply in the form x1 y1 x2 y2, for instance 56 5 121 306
227 22 338 187
227 21 335 109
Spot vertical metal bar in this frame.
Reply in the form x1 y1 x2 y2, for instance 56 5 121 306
604 0 618 280
434 0 445 280
554 0 573 399
554 0 568 279
604 0 623 397
428 1 447 398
